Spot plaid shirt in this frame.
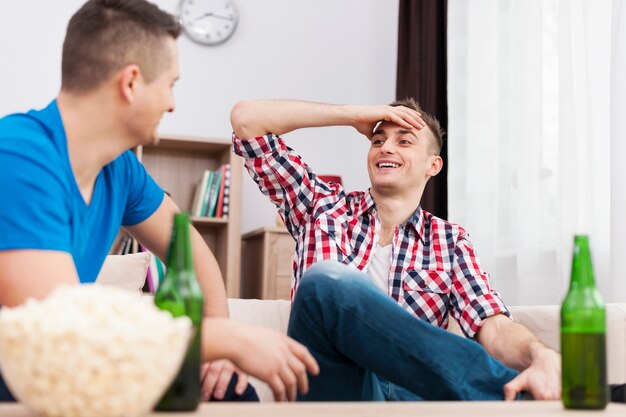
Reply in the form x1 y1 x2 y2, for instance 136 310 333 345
233 133 509 338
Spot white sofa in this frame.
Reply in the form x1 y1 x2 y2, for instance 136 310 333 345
96 255 626 402
227 299 626 402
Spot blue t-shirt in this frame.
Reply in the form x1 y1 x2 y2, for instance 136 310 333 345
0 100 164 283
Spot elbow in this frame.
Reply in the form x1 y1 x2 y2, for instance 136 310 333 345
476 314 507 349
230 100 257 140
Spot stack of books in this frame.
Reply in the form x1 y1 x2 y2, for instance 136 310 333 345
115 233 138 256
190 164 231 218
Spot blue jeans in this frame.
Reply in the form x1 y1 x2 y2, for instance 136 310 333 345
0 374 13 402
287 261 519 401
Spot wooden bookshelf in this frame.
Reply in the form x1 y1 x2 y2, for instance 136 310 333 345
137 134 242 298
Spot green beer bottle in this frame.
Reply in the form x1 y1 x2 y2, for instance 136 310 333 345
154 213 204 411
560 235 608 409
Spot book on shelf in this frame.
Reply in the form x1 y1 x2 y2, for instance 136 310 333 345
221 164 231 219
191 170 210 217
206 169 222 217
215 164 227 218
199 170 214 217
189 164 231 219
115 233 134 255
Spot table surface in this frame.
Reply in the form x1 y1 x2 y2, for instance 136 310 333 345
1 401 625 417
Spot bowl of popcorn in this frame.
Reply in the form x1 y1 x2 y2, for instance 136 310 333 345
0 285 192 417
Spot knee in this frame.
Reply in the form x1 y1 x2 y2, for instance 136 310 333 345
297 261 365 300
302 260 349 282
296 261 340 299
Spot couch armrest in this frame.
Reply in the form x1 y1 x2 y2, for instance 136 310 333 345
510 303 626 384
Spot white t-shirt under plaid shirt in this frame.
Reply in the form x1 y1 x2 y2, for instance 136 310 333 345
233 133 510 338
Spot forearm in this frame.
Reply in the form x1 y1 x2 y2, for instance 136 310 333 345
230 99 356 139
477 314 550 371
201 318 243 361
191 228 229 318
479 315 561 400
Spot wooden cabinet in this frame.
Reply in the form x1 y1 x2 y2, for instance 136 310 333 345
137 134 243 297
241 227 294 300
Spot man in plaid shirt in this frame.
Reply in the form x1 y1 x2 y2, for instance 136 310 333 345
231 99 560 401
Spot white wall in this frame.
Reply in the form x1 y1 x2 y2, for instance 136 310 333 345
0 0 399 234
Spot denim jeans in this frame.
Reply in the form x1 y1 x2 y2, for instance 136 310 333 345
287 260 519 401
0 375 13 402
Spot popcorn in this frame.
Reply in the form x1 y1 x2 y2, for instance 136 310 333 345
0 285 191 417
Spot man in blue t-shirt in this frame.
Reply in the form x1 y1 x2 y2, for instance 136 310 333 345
0 0 317 403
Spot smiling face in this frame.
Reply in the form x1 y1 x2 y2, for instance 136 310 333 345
367 121 443 198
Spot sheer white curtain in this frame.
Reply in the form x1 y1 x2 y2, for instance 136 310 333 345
611 0 626 302
447 0 622 305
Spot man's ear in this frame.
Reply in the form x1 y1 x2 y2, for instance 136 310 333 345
427 155 443 177
119 65 142 104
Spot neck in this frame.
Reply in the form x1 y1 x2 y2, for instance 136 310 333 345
57 89 132 195
370 187 423 229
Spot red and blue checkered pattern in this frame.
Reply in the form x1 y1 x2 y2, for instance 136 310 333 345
234 133 509 338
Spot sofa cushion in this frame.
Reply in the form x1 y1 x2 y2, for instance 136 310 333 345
228 298 291 402
95 252 151 293
228 298 291 333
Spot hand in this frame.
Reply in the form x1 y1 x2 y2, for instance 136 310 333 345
230 323 319 402
200 359 248 401
503 347 561 400
350 105 425 139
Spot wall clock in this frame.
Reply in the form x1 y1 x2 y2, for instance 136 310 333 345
178 0 239 46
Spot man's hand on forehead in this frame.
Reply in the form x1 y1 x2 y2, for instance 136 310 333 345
385 105 425 131
353 105 425 140
368 106 426 141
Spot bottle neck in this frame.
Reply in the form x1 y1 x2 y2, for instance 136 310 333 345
570 235 596 288
166 213 194 272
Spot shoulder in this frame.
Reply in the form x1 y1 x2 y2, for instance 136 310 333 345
0 111 67 182
0 111 57 148
421 209 468 241
108 149 140 169
102 150 145 184
0 102 67 162
100 150 150 202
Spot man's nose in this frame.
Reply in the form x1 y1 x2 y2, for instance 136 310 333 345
380 140 395 153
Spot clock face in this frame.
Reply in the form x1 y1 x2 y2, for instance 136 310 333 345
178 0 238 46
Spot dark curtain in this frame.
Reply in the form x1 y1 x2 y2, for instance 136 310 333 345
396 0 448 219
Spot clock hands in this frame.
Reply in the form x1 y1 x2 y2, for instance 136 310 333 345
193 12 235 22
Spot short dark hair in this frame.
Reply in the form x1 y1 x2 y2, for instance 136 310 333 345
390 98 445 154
61 0 181 92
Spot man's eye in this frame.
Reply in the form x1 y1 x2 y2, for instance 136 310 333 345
372 139 384 146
